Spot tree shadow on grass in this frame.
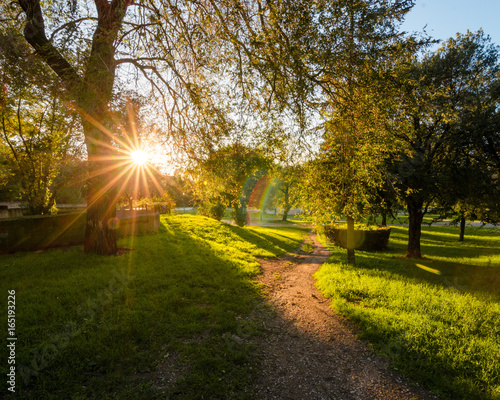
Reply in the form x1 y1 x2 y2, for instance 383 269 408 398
358 252 500 299
224 224 309 257
319 227 500 400
0 217 273 400
330 226 500 299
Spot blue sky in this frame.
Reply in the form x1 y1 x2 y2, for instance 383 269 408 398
400 1 500 47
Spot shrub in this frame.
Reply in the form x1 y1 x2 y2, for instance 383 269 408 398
323 224 391 251
198 201 226 221
233 206 248 227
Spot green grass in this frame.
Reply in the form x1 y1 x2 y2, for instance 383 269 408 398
361 212 447 225
174 207 304 224
315 225 500 400
0 214 308 399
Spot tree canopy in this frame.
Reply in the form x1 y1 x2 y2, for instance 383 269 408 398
388 31 500 257
1 0 499 260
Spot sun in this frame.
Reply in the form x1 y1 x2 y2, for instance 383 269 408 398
130 150 149 166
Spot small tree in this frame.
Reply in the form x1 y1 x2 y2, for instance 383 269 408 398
1 96 80 214
190 143 269 226
270 166 301 221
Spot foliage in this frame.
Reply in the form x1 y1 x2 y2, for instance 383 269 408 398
131 191 176 214
0 27 84 212
0 143 22 201
154 192 177 213
162 174 194 209
233 205 249 227
316 225 500 400
323 224 391 251
387 31 500 257
189 143 270 226
435 155 500 239
268 165 301 221
198 200 226 221
302 123 389 225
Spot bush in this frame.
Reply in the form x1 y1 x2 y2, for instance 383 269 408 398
232 206 248 227
198 201 226 221
323 224 391 251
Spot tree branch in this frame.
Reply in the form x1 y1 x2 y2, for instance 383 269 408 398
49 17 98 42
1 115 20 163
17 0 83 90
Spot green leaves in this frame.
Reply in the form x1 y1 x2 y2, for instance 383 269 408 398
189 143 270 225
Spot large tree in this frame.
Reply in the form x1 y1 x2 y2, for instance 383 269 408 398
2 0 235 254
245 0 415 264
389 31 500 258
13 0 131 253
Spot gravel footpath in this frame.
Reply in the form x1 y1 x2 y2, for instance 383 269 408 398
251 232 438 400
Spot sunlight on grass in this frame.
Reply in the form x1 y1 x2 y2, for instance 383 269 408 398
415 263 442 275
0 215 308 399
316 225 500 400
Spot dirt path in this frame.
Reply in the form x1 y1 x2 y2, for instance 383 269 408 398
252 232 437 400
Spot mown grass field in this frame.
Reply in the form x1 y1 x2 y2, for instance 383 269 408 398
0 215 308 399
316 225 500 400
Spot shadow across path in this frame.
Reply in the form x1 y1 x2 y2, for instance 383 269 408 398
252 232 437 400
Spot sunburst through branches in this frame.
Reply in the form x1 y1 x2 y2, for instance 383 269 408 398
73 98 167 218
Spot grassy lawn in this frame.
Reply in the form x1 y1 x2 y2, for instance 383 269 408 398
1 214 308 399
315 225 500 400
173 207 304 224
360 212 465 225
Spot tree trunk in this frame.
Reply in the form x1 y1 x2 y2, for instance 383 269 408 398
381 210 387 226
406 198 424 258
84 184 117 255
282 206 290 221
459 213 466 242
82 120 118 255
346 215 355 265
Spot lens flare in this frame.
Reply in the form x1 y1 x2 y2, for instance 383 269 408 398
130 150 148 166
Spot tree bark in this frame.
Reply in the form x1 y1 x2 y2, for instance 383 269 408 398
282 184 290 221
282 206 290 221
381 210 387 226
84 175 117 255
19 0 131 255
82 119 119 254
406 198 424 258
459 213 466 242
346 215 355 265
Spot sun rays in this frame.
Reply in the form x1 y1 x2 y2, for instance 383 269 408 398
68 98 167 219
130 150 149 166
